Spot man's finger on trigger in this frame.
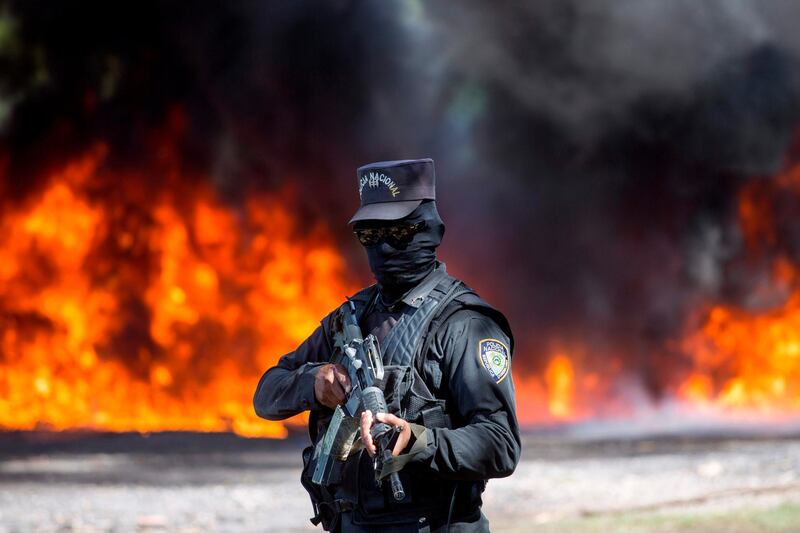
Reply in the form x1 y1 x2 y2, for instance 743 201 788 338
332 379 346 402
331 387 343 405
336 370 351 394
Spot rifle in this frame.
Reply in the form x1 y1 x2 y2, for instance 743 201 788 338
310 298 405 501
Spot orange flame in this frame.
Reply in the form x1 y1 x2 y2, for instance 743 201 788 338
512 345 619 424
520 161 800 424
676 161 800 415
545 354 574 418
0 145 356 437
6 141 800 436
678 296 800 413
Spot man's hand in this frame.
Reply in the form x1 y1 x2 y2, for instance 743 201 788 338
314 363 351 409
360 410 412 457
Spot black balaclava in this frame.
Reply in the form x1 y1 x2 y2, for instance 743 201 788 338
361 200 445 304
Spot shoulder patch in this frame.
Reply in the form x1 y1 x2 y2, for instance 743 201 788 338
478 338 510 384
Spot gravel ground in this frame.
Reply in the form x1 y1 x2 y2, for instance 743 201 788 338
1 430 799 532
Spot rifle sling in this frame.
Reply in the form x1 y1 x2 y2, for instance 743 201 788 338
377 422 429 480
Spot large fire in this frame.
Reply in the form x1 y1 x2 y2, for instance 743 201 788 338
0 143 355 438
3 140 800 436
512 161 800 424
676 162 800 415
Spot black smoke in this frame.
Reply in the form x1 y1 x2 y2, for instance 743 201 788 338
3 0 800 401
424 1 800 397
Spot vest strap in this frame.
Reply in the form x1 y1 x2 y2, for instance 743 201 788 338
412 285 473 377
379 275 463 367
378 423 429 480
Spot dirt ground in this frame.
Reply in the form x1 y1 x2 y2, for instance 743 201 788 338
1 427 799 532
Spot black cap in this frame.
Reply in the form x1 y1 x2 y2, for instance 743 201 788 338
349 158 436 224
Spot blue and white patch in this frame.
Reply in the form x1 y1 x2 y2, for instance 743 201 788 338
478 338 510 384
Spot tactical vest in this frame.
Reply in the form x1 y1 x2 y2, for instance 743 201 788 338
301 272 513 532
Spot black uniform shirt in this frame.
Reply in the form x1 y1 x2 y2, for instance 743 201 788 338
253 264 521 481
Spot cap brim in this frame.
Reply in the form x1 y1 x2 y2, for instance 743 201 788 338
348 199 423 224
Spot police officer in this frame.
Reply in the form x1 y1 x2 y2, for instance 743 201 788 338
253 159 520 532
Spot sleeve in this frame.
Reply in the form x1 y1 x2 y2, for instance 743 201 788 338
408 310 521 480
252 315 335 421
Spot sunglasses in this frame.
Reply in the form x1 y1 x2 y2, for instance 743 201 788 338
353 221 426 247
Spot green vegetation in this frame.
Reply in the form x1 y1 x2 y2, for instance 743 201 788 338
494 501 800 533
